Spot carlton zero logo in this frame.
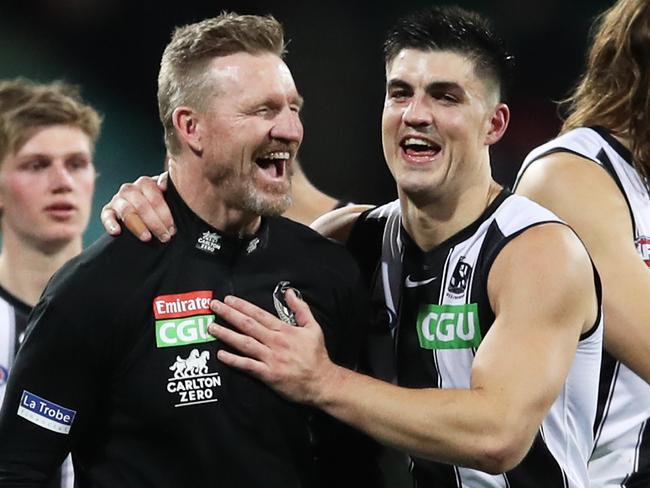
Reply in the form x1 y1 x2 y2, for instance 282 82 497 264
167 349 222 407
196 231 222 254
154 291 216 348
416 303 482 350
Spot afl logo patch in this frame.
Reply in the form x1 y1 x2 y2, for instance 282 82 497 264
0 365 8 386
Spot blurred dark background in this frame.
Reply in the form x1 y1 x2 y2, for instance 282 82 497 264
0 0 610 243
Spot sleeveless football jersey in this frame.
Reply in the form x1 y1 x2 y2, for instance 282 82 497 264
347 191 603 487
516 127 650 487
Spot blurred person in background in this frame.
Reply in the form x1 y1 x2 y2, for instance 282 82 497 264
514 0 650 485
0 78 101 488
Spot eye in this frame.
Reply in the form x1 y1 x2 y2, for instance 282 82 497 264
21 158 49 171
66 156 90 171
388 88 411 102
431 91 460 104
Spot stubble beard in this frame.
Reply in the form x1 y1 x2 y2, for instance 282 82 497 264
235 178 292 217
204 158 293 217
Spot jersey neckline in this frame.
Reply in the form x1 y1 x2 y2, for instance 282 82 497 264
400 188 511 256
0 284 32 315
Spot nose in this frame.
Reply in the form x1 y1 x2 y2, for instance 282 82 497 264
403 95 433 128
270 107 303 144
49 161 74 193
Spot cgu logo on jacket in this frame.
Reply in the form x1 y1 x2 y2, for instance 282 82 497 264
153 290 216 348
416 303 482 350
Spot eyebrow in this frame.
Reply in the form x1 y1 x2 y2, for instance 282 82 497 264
293 94 305 110
16 151 90 160
387 79 466 98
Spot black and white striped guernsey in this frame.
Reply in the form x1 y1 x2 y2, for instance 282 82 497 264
0 286 74 488
346 190 603 488
517 126 650 487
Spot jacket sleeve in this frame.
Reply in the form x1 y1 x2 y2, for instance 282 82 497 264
0 277 109 486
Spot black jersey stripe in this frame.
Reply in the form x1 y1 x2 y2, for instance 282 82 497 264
346 207 386 287
505 430 568 487
594 148 638 238
593 352 620 444
410 459 460 487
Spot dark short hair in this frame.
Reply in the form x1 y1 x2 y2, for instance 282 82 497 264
383 6 514 101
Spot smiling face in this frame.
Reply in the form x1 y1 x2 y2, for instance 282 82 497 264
192 52 304 217
0 124 95 249
382 48 507 204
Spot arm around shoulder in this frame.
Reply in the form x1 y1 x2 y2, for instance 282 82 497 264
310 204 374 243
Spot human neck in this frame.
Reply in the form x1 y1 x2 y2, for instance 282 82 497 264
169 163 262 237
282 163 338 226
400 178 502 252
0 230 82 307
612 132 632 151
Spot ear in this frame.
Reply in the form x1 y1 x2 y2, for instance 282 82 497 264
485 103 510 146
172 106 203 154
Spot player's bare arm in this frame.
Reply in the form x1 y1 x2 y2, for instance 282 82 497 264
310 204 373 243
517 152 650 383
208 222 598 473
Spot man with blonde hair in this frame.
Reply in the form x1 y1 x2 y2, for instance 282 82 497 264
0 78 100 488
0 14 376 487
515 0 650 485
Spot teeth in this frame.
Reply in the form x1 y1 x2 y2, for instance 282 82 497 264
262 151 290 160
404 138 433 148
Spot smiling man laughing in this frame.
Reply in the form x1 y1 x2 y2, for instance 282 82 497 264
0 13 379 488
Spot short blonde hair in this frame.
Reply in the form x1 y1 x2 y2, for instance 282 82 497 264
0 78 102 163
158 12 286 155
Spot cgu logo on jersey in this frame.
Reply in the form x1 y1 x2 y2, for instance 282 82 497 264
635 236 650 267
416 303 482 350
167 349 222 407
153 290 216 348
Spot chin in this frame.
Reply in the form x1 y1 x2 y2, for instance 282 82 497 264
38 224 85 244
239 191 291 217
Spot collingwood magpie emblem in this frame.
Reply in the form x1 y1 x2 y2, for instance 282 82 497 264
196 231 222 254
448 260 472 295
273 281 302 325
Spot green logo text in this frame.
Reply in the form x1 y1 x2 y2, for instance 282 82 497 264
155 314 216 348
416 304 482 350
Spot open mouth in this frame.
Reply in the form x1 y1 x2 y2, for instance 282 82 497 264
255 151 290 179
400 137 442 160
